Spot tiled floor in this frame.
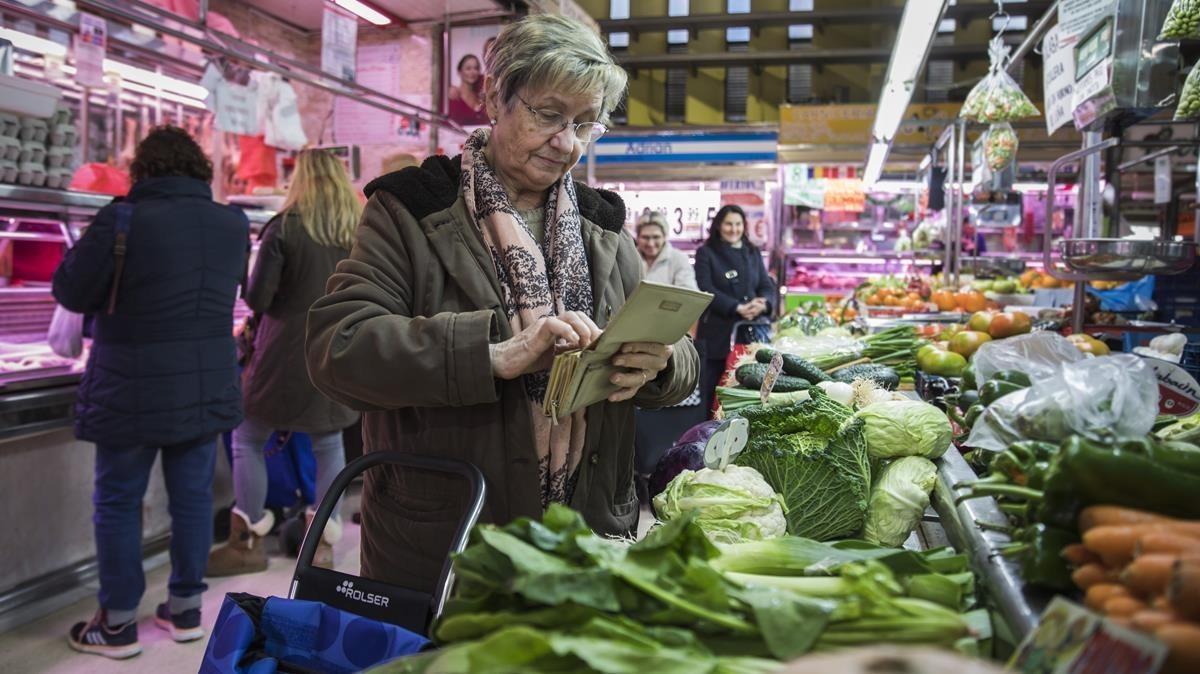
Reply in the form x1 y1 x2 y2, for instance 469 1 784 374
0 515 362 673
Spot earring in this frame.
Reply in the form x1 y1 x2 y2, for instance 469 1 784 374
489 118 497 125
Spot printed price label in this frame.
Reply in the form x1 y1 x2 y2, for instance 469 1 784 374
1149 358 1200 417
759 352 784 404
1010 597 1167 674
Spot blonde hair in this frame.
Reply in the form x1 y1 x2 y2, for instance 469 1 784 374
636 212 668 237
281 150 361 249
485 15 627 124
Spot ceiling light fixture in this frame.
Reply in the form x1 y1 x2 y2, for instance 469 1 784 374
862 0 949 186
333 0 392 26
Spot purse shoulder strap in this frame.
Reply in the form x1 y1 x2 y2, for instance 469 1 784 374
105 203 136 315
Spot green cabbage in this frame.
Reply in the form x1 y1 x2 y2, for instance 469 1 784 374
653 465 788 544
854 400 952 459
862 456 938 547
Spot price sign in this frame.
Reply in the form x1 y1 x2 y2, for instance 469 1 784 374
1149 358 1200 417
1042 25 1076 135
1010 597 1167 674
759 352 784 404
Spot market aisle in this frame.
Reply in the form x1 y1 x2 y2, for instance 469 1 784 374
0 509 361 673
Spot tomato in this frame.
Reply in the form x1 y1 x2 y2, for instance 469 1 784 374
967 311 995 333
956 291 988 313
919 348 968 377
949 330 992 358
1067 333 1110 356
932 290 957 312
988 311 1032 339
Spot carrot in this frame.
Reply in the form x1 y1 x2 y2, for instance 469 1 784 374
1122 554 1179 596
1168 557 1200 621
1062 543 1100 566
1155 623 1200 674
1085 583 1130 611
1103 596 1147 617
1084 524 1200 568
1131 609 1179 633
1072 562 1116 590
1137 533 1200 558
1079 505 1177 532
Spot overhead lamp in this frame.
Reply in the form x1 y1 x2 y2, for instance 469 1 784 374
863 141 889 187
333 0 392 26
863 0 949 180
0 27 68 58
919 154 932 171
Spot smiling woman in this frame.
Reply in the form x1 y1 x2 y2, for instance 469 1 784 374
305 15 699 595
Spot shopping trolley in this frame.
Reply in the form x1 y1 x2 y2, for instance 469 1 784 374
199 451 486 674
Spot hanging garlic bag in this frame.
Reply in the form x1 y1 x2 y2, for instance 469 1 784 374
1160 0 1200 40
1176 60 1200 120
984 122 1019 171
960 38 1040 123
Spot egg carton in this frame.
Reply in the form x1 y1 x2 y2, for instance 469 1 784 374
0 158 16 183
18 140 45 164
45 167 73 189
0 113 17 138
18 117 47 143
16 161 45 186
0 135 18 161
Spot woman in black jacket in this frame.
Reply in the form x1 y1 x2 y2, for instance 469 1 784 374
694 205 776 415
53 126 249 658
207 149 360 577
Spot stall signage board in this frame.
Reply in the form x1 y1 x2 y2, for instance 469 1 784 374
1150 359 1200 417
75 12 106 88
1009 597 1166 674
779 103 959 146
1042 25 1076 135
321 6 357 81
721 183 770 249
1058 0 1117 45
783 164 826 209
620 190 721 242
582 132 777 165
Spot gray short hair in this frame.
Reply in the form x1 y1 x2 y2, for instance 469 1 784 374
636 212 668 236
485 15 627 123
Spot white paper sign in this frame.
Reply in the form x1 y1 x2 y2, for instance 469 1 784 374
1042 25 1075 135
1058 0 1117 45
1073 58 1111 109
1155 155 1172 205
75 12 106 88
334 42 402 144
321 7 357 81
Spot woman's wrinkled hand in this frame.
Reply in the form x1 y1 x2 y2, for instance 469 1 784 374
608 342 673 402
490 311 602 380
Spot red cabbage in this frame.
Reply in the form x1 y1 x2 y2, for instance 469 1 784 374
676 420 723 446
648 440 706 505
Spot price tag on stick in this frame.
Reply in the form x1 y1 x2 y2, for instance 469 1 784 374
760 352 784 405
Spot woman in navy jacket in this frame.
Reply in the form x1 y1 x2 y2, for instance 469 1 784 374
693 205 776 415
52 126 249 658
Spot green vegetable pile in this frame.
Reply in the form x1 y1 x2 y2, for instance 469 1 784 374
855 399 952 460
1176 61 1200 120
732 389 872 540
654 465 788 544
984 123 1018 172
1160 0 1200 40
960 39 1039 123
372 506 985 673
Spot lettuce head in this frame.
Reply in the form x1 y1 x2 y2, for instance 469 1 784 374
855 400 952 459
863 456 938 547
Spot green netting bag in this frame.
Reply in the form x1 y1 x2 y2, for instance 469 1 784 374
1160 0 1200 40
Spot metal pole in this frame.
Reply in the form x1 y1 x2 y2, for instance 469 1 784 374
153 64 162 126
79 86 89 165
1194 156 1200 243
1006 0 1060 76
1080 130 1103 238
1071 281 1087 334
954 119 966 288
943 125 954 280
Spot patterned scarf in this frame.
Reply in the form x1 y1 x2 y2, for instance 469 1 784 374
461 129 592 508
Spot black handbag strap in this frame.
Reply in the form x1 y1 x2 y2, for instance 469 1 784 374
105 203 136 315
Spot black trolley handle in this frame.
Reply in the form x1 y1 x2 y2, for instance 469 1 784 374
291 450 487 622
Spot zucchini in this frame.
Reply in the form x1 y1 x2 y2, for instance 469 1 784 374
832 363 900 390
754 347 831 384
734 362 812 393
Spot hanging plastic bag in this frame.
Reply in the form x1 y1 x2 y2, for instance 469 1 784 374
1176 61 1200 120
47 304 84 358
984 123 1018 171
960 38 1040 123
966 354 1159 451
1160 0 1200 40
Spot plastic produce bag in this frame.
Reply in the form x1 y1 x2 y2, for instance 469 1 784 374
984 123 1018 171
967 355 1159 451
1085 275 1156 312
47 304 84 358
960 39 1040 123
970 332 1084 389
1160 0 1200 40
1176 61 1200 120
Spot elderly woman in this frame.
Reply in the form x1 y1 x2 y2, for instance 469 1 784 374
306 15 699 592
636 211 697 290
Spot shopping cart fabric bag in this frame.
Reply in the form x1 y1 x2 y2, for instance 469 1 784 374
199 592 429 674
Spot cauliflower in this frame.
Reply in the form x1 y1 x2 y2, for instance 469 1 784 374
652 465 788 544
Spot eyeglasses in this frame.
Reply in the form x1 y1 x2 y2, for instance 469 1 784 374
515 94 608 143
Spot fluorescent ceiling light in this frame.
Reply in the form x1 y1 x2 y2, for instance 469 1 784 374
0 27 67 58
334 0 391 26
863 141 889 187
919 155 932 171
871 180 924 192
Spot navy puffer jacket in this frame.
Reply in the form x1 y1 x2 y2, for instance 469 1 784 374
52 176 249 447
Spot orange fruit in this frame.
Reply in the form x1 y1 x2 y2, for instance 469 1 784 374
958 291 988 313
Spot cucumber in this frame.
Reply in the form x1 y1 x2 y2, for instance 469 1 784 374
734 362 811 393
754 347 831 384
832 363 900 390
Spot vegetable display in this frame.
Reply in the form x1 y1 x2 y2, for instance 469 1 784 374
736 362 812 393
960 39 1040 123
733 390 873 540
1177 61 1200 120
855 400 952 460
1160 0 1200 40
654 465 788 544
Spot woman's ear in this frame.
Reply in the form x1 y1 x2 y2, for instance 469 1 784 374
483 75 500 123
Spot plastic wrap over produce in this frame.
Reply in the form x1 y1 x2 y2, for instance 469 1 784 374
966 354 1160 452
969 332 1085 388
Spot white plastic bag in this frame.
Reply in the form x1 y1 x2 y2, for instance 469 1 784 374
966 354 1160 451
970 332 1084 390
47 304 84 358
960 39 1040 123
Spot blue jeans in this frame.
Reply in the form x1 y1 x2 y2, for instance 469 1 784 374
94 437 216 620
232 416 345 524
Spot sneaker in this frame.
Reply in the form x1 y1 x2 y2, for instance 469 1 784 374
154 603 205 642
67 610 141 659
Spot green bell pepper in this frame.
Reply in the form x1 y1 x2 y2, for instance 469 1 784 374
980 380 1025 407
989 370 1032 387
